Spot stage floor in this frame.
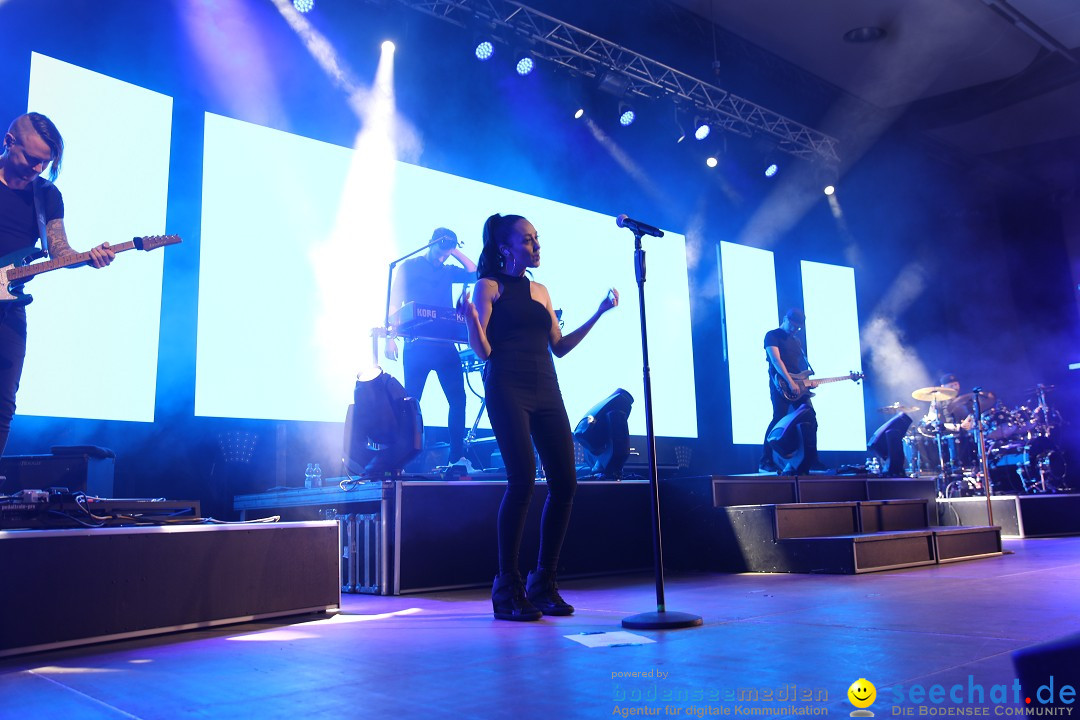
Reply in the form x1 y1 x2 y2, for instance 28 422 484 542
2 536 1078 718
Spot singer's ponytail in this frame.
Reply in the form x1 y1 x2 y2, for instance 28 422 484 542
477 213 525 279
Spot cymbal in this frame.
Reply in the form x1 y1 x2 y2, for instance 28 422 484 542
949 390 996 414
879 402 920 413
912 386 958 402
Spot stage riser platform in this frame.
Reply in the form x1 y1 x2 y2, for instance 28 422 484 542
661 475 939 509
659 475 1003 574
0 522 340 658
937 494 1080 537
236 480 655 595
724 506 1001 574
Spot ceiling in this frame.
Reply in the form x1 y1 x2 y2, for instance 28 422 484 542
667 0 1080 189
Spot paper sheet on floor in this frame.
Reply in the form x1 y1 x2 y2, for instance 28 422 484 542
565 631 656 648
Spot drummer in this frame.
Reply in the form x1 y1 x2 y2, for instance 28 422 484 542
925 374 974 434
922 373 976 468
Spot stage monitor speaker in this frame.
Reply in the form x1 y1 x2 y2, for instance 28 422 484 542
0 450 115 496
868 413 913 477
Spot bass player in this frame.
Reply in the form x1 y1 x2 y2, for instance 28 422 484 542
759 308 819 473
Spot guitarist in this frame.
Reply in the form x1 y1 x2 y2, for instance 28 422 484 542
759 308 819 473
0 112 115 456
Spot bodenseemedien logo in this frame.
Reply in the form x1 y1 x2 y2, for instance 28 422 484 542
849 678 877 717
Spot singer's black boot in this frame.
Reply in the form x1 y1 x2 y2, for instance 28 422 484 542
526 568 574 616
492 573 542 621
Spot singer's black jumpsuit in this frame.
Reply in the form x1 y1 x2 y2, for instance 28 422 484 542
483 273 577 576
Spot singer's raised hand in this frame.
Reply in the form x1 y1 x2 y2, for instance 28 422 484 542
599 288 619 314
457 287 479 325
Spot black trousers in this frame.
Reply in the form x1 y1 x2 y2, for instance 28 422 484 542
484 353 577 577
403 339 467 462
760 382 818 469
0 305 27 457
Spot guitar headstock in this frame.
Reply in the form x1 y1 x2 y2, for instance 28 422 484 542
134 235 182 251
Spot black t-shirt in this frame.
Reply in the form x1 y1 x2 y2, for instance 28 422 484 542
391 255 473 309
0 178 63 260
764 327 806 380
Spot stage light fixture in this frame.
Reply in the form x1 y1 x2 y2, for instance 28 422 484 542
515 55 535 76
382 40 396 53
475 40 495 61
673 103 691 143
824 184 836 196
574 107 585 119
618 101 636 127
344 368 423 478
765 162 779 178
694 118 711 141
766 403 816 474
574 389 634 479
706 156 718 168
293 0 314 12
868 413 912 477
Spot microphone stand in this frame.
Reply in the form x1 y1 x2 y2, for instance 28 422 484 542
971 387 995 526
371 239 446 366
620 226 702 631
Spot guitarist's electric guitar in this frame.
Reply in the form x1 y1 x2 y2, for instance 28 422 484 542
775 369 864 402
0 235 181 305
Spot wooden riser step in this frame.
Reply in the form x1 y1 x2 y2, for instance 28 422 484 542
733 526 1003 574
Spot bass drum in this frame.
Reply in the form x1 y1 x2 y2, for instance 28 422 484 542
1019 437 1068 492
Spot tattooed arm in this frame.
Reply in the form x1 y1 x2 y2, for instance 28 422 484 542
46 218 115 268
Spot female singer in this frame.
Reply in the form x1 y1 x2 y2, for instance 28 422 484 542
459 214 618 621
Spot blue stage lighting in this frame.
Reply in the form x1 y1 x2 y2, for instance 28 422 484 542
515 56 534 76
694 122 710 141
765 162 779 178
475 40 495 61
706 156 718 168
618 102 636 127
293 0 314 12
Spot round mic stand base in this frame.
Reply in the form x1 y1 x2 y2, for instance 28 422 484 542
622 610 704 630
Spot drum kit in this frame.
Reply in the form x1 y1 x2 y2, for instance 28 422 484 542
881 383 1068 497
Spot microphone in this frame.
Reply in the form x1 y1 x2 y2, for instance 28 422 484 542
616 214 664 238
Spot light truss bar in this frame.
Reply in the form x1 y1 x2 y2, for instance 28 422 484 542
378 0 841 163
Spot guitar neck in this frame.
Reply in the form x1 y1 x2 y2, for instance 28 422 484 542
6 240 137 283
810 375 856 387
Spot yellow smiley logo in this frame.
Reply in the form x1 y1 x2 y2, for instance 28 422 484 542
848 678 876 709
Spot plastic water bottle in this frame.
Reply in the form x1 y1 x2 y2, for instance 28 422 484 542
312 463 323 488
304 463 315 488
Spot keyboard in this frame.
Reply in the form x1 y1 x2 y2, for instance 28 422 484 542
389 302 467 342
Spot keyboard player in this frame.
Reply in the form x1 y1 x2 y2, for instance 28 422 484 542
385 227 477 469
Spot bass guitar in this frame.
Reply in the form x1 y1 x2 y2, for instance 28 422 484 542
0 235 182 305
774 369 864 402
